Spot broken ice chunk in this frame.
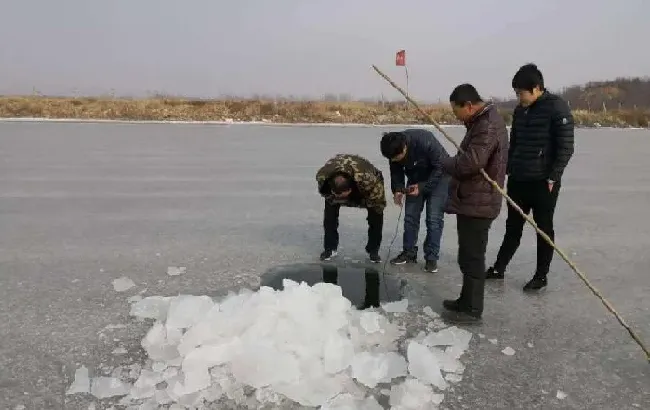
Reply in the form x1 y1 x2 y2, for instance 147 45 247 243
381 299 408 313
112 347 128 355
489 338 498 345
165 295 214 330
127 295 143 304
112 276 136 292
556 390 567 400
66 365 90 395
322 393 383 410
151 361 167 372
422 306 439 318
359 311 383 333
406 341 448 390
429 346 465 373
322 332 355 374
167 266 187 276
422 326 472 350
351 351 408 388
432 319 447 329
527 342 534 348
141 322 180 362
90 377 130 399
445 373 463 383
502 347 516 356
389 378 443 409
130 296 172 321
130 370 163 400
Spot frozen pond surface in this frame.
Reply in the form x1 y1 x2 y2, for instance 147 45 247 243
0 122 649 409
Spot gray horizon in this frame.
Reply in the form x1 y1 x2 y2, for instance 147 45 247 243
1 0 648 101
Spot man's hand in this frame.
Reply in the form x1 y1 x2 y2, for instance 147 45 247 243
547 180 554 193
407 184 419 197
393 192 404 207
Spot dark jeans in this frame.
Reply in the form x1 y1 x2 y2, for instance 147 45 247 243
457 214 493 314
494 179 561 277
403 176 449 261
323 201 383 254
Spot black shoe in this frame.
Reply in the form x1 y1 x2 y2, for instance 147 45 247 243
523 276 547 291
424 260 438 273
320 249 338 261
368 252 381 263
441 309 482 324
443 298 461 312
390 250 417 265
486 266 504 279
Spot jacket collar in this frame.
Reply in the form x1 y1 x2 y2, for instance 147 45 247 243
465 102 493 127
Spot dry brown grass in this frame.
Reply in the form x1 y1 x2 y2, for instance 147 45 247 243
0 96 648 127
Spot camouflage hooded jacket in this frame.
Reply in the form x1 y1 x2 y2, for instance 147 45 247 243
316 154 387 212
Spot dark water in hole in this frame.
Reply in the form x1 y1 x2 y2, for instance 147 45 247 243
259 262 407 310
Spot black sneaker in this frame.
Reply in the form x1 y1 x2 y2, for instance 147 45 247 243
440 309 482 324
424 260 438 273
368 252 381 263
320 249 338 261
523 276 547 291
486 266 504 279
390 250 417 265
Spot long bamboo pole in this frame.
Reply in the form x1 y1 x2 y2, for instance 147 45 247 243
372 64 650 362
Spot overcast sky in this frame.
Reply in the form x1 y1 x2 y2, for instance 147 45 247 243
1 0 648 101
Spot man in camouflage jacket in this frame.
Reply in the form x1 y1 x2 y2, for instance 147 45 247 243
316 154 386 263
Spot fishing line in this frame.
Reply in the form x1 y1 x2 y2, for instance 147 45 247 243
380 201 404 295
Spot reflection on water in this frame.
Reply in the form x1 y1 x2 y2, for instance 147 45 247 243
259 263 406 310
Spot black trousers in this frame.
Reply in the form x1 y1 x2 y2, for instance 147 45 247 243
456 215 493 314
494 179 561 277
323 201 383 254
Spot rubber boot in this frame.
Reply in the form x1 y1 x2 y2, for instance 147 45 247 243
441 276 482 324
442 278 469 312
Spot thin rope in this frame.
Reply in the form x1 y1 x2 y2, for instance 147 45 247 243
372 64 650 362
381 203 403 286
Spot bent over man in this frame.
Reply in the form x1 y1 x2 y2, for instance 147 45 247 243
316 154 386 263
380 129 450 273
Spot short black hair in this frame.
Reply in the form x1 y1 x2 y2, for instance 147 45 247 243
380 132 407 159
512 63 544 92
330 172 352 194
449 84 483 107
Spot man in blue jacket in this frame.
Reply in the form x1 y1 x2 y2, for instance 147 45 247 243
380 129 450 273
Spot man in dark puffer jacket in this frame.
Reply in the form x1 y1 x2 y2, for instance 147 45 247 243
487 63 575 291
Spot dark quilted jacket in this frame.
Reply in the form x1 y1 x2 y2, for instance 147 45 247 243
443 103 509 219
508 91 575 182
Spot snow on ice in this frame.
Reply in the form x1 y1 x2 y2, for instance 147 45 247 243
167 266 187 276
112 276 136 292
68 279 475 408
502 346 516 356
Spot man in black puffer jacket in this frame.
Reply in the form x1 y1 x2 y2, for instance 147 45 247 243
380 129 450 273
487 63 575 291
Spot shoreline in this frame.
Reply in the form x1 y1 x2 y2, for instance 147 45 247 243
0 117 647 131
1 96 649 129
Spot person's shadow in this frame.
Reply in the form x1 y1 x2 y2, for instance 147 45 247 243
321 265 380 310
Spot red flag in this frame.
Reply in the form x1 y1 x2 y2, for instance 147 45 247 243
395 50 406 66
